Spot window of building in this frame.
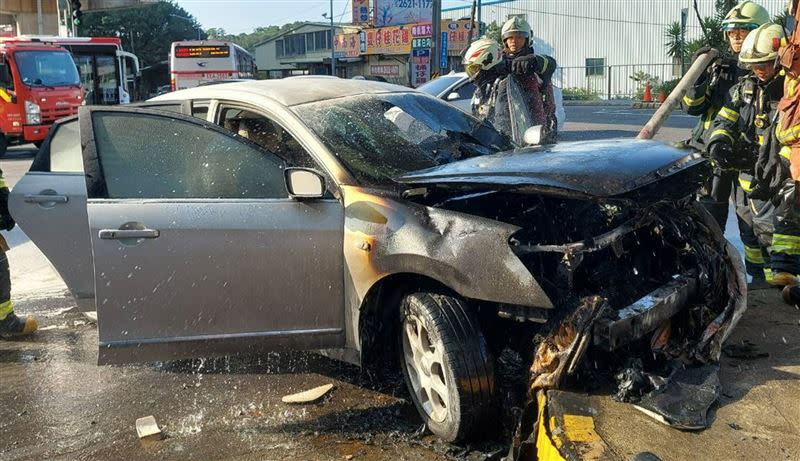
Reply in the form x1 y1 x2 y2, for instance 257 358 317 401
586 58 605 77
276 40 285 58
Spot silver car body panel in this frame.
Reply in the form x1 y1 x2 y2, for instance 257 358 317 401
9 171 94 310
90 199 345 363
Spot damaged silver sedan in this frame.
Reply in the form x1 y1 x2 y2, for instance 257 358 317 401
9 78 745 444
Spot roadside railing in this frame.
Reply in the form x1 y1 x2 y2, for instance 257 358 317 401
554 63 678 101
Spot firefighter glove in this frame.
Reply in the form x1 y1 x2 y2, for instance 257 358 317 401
692 46 713 62
708 141 733 168
511 54 541 75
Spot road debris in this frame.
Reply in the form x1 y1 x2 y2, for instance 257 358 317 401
281 383 335 404
135 415 162 441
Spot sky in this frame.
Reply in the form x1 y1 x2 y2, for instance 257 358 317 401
174 0 471 34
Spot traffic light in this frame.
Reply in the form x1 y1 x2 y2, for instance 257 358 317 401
71 1 83 26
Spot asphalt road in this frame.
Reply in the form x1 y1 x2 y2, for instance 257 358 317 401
0 107 798 461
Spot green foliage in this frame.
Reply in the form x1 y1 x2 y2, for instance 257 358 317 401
206 22 307 51
562 87 600 101
485 21 501 43
659 78 680 97
773 9 791 29
79 1 204 67
664 2 736 76
630 71 660 100
664 21 685 60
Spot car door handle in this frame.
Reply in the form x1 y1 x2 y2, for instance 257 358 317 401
98 229 160 240
24 194 69 204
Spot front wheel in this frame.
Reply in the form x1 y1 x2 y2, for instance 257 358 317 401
399 292 496 442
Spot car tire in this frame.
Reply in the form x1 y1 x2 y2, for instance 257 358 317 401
399 292 496 442
0 135 6 158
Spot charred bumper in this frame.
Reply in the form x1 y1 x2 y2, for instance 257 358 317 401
593 273 698 351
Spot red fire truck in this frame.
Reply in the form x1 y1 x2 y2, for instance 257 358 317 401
0 38 83 156
19 36 140 105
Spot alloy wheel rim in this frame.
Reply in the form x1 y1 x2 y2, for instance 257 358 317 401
402 313 449 423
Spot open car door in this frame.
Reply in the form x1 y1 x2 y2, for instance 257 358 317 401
77 106 345 364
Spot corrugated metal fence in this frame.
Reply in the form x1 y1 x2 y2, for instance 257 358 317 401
555 63 676 100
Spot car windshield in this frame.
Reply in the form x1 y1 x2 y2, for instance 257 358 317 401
293 92 513 186
416 75 462 96
14 50 81 87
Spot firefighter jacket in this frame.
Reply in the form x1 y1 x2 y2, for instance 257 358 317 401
503 47 557 133
682 55 746 151
708 73 789 197
0 168 13 232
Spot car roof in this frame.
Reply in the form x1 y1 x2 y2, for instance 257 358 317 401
151 77 413 107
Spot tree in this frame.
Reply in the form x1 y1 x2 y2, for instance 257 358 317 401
664 21 685 61
79 1 205 67
485 20 501 42
205 22 308 52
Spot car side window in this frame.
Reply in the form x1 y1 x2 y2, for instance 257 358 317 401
87 111 286 200
454 81 477 102
50 120 83 172
216 107 317 169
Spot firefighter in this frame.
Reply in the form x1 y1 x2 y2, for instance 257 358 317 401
463 37 516 138
0 168 37 338
707 23 794 286
682 1 770 230
500 16 558 142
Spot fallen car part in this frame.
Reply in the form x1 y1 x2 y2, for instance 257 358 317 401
281 383 335 404
135 415 162 441
633 364 721 430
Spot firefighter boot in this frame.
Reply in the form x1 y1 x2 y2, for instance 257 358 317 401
768 272 800 287
0 312 38 338
782 285 800 306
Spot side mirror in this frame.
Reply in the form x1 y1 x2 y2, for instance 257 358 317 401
446 92 460 101
523 126 543 145
285 168 325 199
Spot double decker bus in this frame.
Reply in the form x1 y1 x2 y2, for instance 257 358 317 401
170 40 256 91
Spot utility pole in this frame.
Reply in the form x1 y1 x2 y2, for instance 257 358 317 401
477 0 482 37
330 0 336 77
431 0 441 75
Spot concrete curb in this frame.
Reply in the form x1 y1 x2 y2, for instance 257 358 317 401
562 100 633 106
631 101 664 109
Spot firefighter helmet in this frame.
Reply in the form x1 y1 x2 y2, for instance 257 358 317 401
463 37 503 79
501 16 531 41
722 1 770 31
739 23 785 66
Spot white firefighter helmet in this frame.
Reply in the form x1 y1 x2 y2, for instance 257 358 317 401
739 23 785 66
501 16 531 41
463 37 503 79
722 1 770 31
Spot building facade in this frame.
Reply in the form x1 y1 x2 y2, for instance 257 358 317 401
253 22 362 79
443 0 787 97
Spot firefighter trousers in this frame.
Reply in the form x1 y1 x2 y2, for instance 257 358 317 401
735 174 772 280
699 168 738 232
769 181 800 276
0 250 12 321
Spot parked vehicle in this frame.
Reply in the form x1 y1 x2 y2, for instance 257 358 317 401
0 38 83 156
170 40 256 91
10 79 743 442
18 35 140 105
417 71 566 131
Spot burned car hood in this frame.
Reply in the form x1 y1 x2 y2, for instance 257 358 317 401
396 139 708 200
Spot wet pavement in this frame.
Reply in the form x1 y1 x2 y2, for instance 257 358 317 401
2 110 800 460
